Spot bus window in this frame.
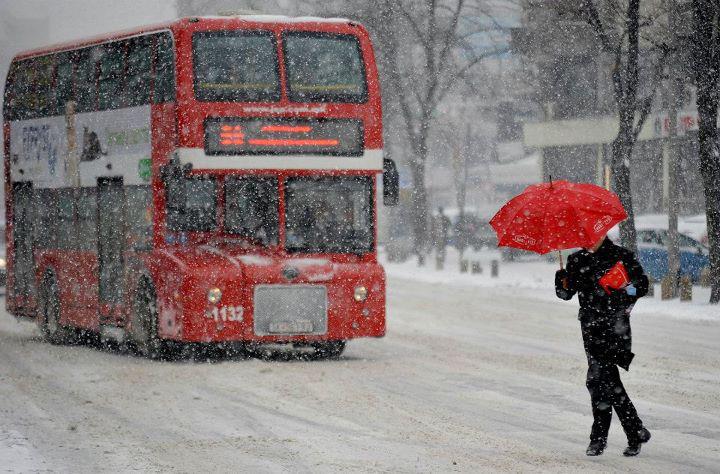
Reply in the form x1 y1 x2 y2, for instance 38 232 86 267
285 176 373 254
76 188 97 251
192 31 279 102
12 57 54 119
98 42 126 110
153 32 175 104
126 36 152 107
34 189 58 249
31 56 54 117
3 62 18 120
166 177 217 232
225 177 278 245
12 60 34 119
53 52 75 116
126 185 152 250
283 32 367 103
57 189 77 250
75 47 99 113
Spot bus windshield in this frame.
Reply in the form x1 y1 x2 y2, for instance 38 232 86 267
167 177 218 232
225 176 279 245
285 176 373 254
283 32 367 103
193 31 280 102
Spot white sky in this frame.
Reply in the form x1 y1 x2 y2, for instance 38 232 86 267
0 0 177 216
0 0 176 51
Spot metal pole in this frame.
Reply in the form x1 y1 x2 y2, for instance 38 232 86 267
666 0 681 298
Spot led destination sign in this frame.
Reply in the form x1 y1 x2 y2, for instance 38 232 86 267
205 118 364 156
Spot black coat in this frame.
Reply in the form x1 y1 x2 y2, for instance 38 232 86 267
555 238 649 370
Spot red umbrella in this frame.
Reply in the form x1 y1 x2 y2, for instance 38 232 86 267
489 180 627 258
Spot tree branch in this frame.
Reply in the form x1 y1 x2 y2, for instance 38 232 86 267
632 94 655 142
434 47 509 105
581 0 614 53
397 2 430 50
435 0 466 88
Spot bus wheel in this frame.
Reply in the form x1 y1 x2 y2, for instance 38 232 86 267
38 274 73 344
131 281 165 359
311 340 346 359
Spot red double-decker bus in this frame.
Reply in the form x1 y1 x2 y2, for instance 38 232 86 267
3 15 399 358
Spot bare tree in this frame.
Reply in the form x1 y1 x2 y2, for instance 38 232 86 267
579 0 669 252
692 0 720 303
369 0 507 264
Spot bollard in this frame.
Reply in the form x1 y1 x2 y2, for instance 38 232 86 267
646 277 654 297
660 275 675 300
491 259 499 278
679 275 692 301
460 259 469 273
471 261 482 274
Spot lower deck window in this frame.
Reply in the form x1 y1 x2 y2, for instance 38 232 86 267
285 176 373 254
166 177 217 232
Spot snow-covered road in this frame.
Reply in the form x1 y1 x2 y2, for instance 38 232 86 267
1 275 719 472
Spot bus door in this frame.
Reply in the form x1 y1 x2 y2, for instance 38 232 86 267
12 182 35 305
97 178 125 322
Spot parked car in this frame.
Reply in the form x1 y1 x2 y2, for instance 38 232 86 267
450 216 497 250
635 229 709 282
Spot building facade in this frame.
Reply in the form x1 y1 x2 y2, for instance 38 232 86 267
513 0 704 215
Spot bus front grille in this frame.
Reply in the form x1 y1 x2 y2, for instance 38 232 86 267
253 285 328 336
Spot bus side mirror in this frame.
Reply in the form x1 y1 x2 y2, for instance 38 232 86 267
383 158 399 206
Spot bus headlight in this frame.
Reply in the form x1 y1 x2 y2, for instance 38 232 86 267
207 287 222 304
353 286 368 302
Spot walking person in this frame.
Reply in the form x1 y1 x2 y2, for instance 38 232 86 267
555 234 652 456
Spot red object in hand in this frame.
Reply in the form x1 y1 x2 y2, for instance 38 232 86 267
599 261 630 294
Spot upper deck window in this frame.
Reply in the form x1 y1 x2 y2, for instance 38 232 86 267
193 31 280 102
283 32 367 104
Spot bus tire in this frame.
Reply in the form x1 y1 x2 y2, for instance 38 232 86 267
312 340 346 359
131 280 165 360
38 273 73 344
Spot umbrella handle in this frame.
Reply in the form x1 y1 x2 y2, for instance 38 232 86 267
557 250 563 270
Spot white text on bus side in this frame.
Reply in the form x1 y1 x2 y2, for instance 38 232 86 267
205 306 244 322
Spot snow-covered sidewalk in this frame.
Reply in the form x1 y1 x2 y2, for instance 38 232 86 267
382 247 718 321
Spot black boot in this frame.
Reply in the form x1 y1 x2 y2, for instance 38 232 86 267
623 427 651 456
586 439 606 456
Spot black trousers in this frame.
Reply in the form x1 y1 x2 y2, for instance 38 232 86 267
586 358 643 444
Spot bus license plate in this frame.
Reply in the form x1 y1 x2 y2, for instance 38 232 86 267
268 320 313 334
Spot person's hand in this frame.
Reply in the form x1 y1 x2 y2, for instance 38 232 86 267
555 269 570 290
608 288 633 309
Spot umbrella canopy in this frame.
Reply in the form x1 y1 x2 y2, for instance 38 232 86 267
489 180 627 254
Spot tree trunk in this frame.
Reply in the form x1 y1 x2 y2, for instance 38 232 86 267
410 155 429 265
693 0 720 303
611 111 638 253
696 98 720 303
